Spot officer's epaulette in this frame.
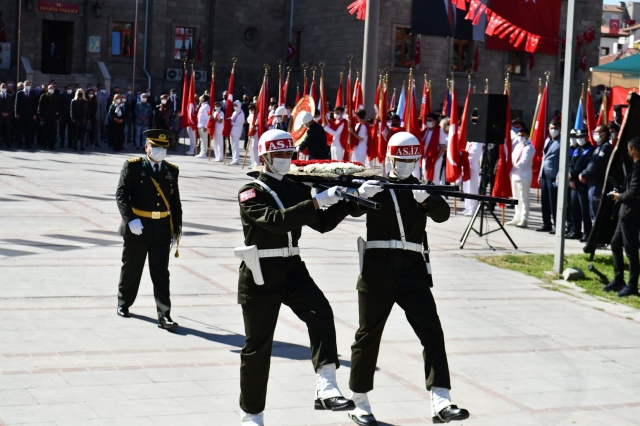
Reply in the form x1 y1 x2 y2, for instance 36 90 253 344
164 161 179 170
127 157 142 163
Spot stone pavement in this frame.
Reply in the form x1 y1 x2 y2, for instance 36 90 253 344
1 145 640 426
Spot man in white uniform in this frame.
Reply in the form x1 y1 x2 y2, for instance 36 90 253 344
196 95 211 159
230 100 245 165
212 101 225 162
462 142 483 215
324 107 348 161
507 128 535 228
349 109 369 166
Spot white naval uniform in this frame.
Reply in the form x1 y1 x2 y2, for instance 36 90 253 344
212 110 225 162
230 108 245 164
463 142 483 213
196 103 211 157
510 139 535 224
324 119 346 161
352 123 368 166
186 104 197 154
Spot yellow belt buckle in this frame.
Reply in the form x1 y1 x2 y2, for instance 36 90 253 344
151 211 161 219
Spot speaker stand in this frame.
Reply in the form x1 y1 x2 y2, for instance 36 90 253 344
460 201 518 250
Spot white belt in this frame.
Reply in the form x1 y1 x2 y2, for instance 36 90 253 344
366 240 427 254
258 247 301 258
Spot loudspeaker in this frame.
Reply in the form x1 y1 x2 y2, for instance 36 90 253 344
466 94 508 144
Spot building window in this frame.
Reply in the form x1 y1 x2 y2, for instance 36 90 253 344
394 27 416 68
173 27 195 61
112 22 133 58
291 30 302 67
507 51 527 76
452 39 470 72
601 47 610 55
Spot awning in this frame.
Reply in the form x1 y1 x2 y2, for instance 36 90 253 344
590 53 640 88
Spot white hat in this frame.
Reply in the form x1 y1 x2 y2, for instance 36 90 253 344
294 111 314 131
258 129 296 156
233 100 242 108
387 132 421 160
275 106 288 116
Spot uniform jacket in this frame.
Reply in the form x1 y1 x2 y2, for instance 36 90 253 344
350 175 450 293
0 92 14 116
14 90 38 118
297 122 331 160
581 141 613 187
237 172 353 304
37 93 60 121
116 157 182 238
540 136 561 179
59 92 74 120
568 144 594 181
510 140 535 181
618 160 640 222
70 99 89 121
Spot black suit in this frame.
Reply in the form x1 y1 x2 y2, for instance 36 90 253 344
297 122 330 160
59 92 74 147
37 93 60 149
116 157 182 319
70 99 90 149
611 160 640 289
14 90 38 148
0 92 13 145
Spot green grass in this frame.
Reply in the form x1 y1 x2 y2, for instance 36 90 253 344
477 254 640 310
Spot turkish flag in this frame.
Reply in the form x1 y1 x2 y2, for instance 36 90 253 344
610 19 620 36
579 50 587 71
222 63 235 138
486 0 561 55
286 42 296 63
530 83 548 189
445 83 461 183
492 89 513 201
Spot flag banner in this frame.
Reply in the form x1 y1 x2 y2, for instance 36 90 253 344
530 83 548 189
585 88 597 147
445 82 461 182
180 65 190 129
492 89 513 201
574 97 584 131
222 61 236 138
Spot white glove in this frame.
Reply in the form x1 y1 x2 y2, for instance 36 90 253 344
128 219 144 235
315 186 344 208
357 180 383 199
413 190 429 203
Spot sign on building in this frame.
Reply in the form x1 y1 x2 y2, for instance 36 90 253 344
37 1 80 14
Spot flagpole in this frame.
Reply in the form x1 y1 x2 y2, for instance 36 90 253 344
554 0 579 274
208 61 215 162
362 0 380 120
182 59 187 155
132 0 139 92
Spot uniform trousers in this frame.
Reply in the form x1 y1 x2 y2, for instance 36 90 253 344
570 182 592 236
330 142 345 162
351 142 367 166
230 132 242 163
510 177 531 223
213 132 224 161
464 147 483 212
349 285 451 393
186 127 197 153
611 219 640 288
249 136 261 166
588 184 603 222
117 219 172 319
240 275 339 414
197 127 209 155
433 156 445 186
540 173 558 228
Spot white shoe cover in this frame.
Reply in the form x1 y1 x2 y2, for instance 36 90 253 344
431 386 452 416
240 410 263 426
316 364 342 399
349 391 372 416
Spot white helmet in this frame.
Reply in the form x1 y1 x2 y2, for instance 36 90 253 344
295 111 314 131
275 106 288 116
386 132 422 160
258 129 296 156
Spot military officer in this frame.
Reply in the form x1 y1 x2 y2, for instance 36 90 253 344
236 129 356 426
346 132 469 426
115 129 183 330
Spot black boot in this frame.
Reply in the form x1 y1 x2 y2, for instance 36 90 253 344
432 405 470 423
348 412 378 425
314 396 355 411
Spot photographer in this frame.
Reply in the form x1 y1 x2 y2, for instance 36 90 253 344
606 137 640 297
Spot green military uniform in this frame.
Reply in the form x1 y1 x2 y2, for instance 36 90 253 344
237 172 352 415
349 175 451 393
115 133 182 320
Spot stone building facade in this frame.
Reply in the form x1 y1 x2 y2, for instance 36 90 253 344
2 0 602 123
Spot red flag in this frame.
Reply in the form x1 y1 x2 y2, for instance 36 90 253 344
207 67 216 137
492 89 513 200
309 76 317 107
187 68 197 131
222 62 236 138
445 83 461 183
597 90 608 127
282 71 290 106
295 83 301 105
320 69 327 126
530 82 548 189
180 66 190 129
473 45 480 72
585 88 597 147
353 77 363 110
389 89 396 111
579 50 587 71
196 38 202 62
346 66 355 159
378 84 389 162
303 72 308 97
255 73 269 141
374 76 381 115
524 32 540 53
458 83 472 149
286 42 296 64
347 0 366 20
609 19 620 36
465 0 480 20
414 36 421 65
403 81 420 140
278 66 283 107
335 75 344 108
454 0 467 10
419 79 428 121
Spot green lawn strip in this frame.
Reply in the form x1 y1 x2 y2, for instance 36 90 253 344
476 254 640 310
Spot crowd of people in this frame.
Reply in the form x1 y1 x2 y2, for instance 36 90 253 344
0 79 183 152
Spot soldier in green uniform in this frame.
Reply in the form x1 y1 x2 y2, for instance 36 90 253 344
346 132 469 426
235 129 356 426
115 129 182 330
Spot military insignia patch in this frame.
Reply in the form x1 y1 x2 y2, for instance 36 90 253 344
239 189 257 202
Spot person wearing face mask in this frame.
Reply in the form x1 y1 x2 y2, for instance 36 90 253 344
566 129 594 242
235 129 356 426
324 106 349 161
579 125 614 221
345 132 468 426
211 101 225 162
536 120 562 233
96 85 109 144
108 94 126 151
348 109 370 167
0 83 15 148
229 100 245 165
134 93 153 149
507 128 535 228
245 104 260 167
37 84 61 150
196 95 211 158
152 94 174 133
270 106 288 131
86 89 99 148
14 80 40 149
115 129 182 330
608 121 620 146
70 89 90 151
295 111 331 160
